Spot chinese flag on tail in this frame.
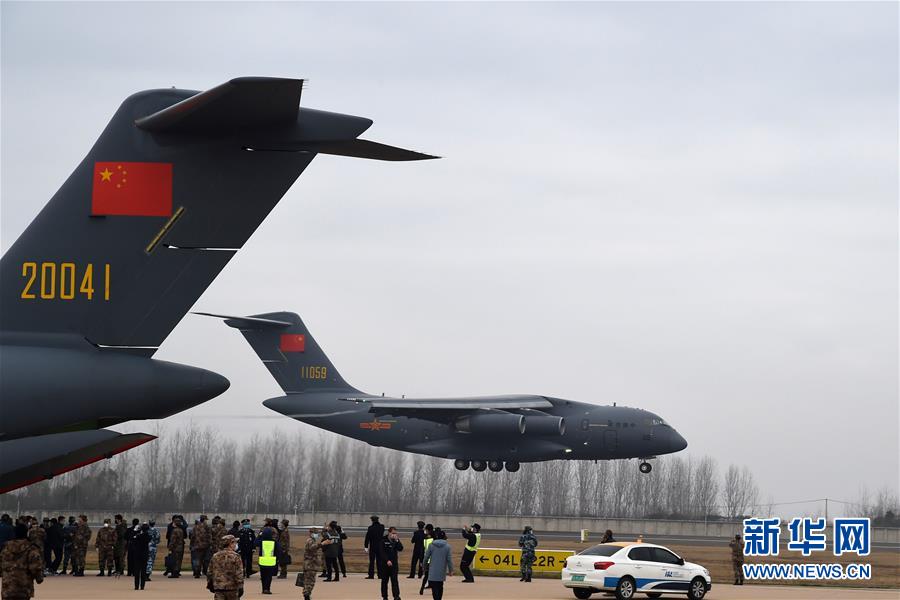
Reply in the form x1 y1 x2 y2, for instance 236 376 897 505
280 334 306 352
91 162 173 216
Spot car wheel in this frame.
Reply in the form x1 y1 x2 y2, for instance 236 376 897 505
615 576 636 600
687 577 706 600
646 594 662 599
573 588 593 599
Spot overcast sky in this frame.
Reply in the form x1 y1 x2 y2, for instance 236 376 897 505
2 2 897 510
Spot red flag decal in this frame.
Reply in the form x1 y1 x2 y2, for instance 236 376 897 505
91 162 173 217
280 334 306 352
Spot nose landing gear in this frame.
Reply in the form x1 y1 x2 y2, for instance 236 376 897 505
639 461 653 474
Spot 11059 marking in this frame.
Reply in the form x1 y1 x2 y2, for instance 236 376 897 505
299 365 327 380
20 262 110 301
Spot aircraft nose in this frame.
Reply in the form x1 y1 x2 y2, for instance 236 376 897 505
671 429 688 452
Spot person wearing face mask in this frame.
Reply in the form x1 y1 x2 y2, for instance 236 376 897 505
237 519 256 578
113 514 127 575
301 527 332 600
146 520 160 581
375 526 404 600
130 523 151 590
207 534 243 600
254 527 280 595
94 519 116 576
167 517 186 578
125 518 140 576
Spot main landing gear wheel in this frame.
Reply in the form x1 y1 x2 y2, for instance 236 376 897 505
471 460 487 472
488 460 504 472
505 461 520 472
572 588 593 599
454 459 470 471
639 462 652 474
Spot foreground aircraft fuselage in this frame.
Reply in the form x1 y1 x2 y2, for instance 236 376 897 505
205 312 687 473
0 78 434 491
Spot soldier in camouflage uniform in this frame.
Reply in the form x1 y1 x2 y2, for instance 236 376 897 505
1 523 44 599
25 520 45 573
277 519 291 579
729 534 744 585
302 527 332 600
72 515 91 577
210 517 226 558
146 520 161 580
207 535 243 600
191 515 213 578
167 517 185 578
517 526 538 582
113 515 127 575
94 519 117 576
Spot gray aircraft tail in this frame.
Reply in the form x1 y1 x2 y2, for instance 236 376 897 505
195 311 358 394
0 77 435 353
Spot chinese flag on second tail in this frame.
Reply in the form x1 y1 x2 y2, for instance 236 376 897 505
280 334 306 352
91 162 173 216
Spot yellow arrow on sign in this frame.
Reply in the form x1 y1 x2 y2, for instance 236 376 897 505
472 547 574 573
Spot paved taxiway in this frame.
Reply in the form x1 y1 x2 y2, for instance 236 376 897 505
33 572 898 599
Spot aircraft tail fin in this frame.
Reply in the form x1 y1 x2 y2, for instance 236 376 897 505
195 311 358 394
0 77 435 352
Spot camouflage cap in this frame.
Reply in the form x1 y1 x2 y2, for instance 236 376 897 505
220 534 237 549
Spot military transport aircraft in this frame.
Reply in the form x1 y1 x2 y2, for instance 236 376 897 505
0 77 434 493
201 311 688 473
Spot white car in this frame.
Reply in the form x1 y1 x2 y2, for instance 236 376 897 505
562 542 712 600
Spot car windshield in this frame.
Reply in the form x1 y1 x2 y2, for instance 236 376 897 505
578 544 620 557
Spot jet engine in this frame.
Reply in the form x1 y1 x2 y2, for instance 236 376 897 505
455 412 525 435
523 415 566 436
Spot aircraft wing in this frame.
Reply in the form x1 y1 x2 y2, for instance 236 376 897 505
0 430 155 494
340 394 553 419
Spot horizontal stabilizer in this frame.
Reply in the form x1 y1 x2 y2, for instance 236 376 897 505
0 430 155 494
193 311 292 330
135 77 303 134
301 139 439 161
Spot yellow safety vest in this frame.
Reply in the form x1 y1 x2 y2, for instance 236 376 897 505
259 540 277 567
465 533 481 552
424 538 433 552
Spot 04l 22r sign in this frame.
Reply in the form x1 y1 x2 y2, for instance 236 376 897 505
474 548 574 573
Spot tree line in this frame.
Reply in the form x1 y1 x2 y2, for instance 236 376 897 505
4 424 897 524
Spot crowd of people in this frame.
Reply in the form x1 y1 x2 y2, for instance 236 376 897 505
0 511 548 600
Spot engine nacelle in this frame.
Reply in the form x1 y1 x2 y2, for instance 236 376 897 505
455 412 525 435
523 415 566 436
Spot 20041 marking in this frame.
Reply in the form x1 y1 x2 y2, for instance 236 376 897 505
20 262 110 301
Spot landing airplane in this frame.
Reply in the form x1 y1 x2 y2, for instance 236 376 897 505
0 77 435 493
201 311 687 473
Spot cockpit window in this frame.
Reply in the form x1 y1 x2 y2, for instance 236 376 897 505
649 418 668 427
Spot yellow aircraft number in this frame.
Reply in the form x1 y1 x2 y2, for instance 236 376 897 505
300 366 327 380
20 262 110 301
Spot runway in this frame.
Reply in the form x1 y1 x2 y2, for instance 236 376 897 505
31 572 899 600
